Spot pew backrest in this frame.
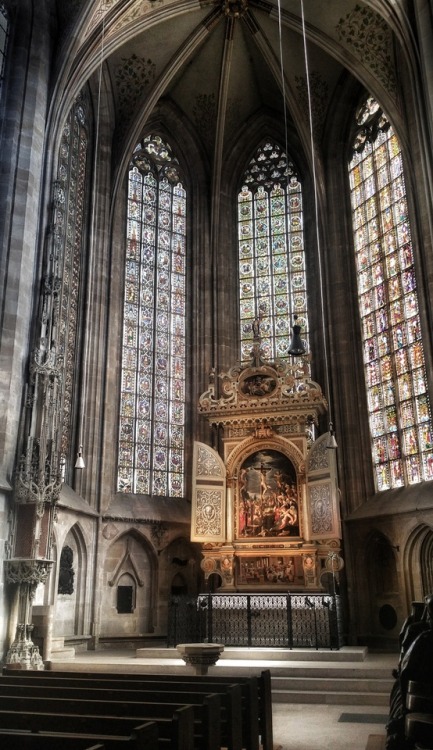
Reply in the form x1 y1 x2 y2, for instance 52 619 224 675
0 697 194 750
0 667 272 750
0 675 242 750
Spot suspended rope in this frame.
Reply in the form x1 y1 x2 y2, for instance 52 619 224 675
76 13 106 471
276 0 290 166
300 0 336 446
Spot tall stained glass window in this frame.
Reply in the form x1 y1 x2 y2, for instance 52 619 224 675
118 135 186 498
0 4 8 98
348 96 433 491
57 96 90 461
238 140 308 362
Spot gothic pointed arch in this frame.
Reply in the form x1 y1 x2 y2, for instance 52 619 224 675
54 522 89 637
101 528 158 636
403 524 433 604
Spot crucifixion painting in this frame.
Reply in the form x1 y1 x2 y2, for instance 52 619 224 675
237 449 299 538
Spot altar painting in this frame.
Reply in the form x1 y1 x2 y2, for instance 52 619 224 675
237 555 303 585
237 450 299 538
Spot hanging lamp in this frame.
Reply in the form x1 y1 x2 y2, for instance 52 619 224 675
288 315 306 356
75 445 85 469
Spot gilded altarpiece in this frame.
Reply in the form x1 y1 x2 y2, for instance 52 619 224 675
193 343 343 591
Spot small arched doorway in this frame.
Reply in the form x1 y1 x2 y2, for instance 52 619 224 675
365 531 400 643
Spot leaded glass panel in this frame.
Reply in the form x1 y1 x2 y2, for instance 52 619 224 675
0 5 8 96
238 141 309 362
349 98 433 490
118 135 186 497
54 95 90 460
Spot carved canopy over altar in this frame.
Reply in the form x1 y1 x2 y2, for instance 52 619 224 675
192 341 343 592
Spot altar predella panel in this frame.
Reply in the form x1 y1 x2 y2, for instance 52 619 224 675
237 555 302 585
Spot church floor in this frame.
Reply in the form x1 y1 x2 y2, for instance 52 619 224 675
48 648 395 750
271 703 387 749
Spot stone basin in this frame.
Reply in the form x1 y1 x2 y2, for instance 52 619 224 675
176 642 225 675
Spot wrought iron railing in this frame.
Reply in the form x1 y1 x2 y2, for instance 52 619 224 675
167 593 343 649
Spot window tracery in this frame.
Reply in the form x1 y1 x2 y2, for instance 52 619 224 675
237 140 309 362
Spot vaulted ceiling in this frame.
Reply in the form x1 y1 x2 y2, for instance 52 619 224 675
55 0 405 171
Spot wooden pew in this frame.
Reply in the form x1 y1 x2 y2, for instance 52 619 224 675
163 670 272 750
404 680 433 747
0 711 160 749
0 733 111 749
404 712 433 747
121 669 271 750
0 693 197 750
43 668 268 749
0 674 241 750
1 667 273 750
0 739 105 750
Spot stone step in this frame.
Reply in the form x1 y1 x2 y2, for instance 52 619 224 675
262 664 393 678
269 667 393 706
272 675 392 693
133 645 395 707
50 647 76 660
136 646 369 663
49 645 397 710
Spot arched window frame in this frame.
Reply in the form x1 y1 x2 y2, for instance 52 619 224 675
118 134 187 499
348 95 433 491
237 140 309 363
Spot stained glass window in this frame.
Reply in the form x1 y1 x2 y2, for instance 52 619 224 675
238 141 308 362
348 96 433 491
54 94 90 465
0 4 8 95
118 135 186 498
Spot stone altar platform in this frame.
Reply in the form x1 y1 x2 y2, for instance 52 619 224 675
47 645 396 707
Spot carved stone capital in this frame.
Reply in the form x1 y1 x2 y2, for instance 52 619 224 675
5 558 54 586
15 470 62 507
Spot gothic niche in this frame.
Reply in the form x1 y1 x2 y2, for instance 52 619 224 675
237 450 299 539
57 545 74 595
